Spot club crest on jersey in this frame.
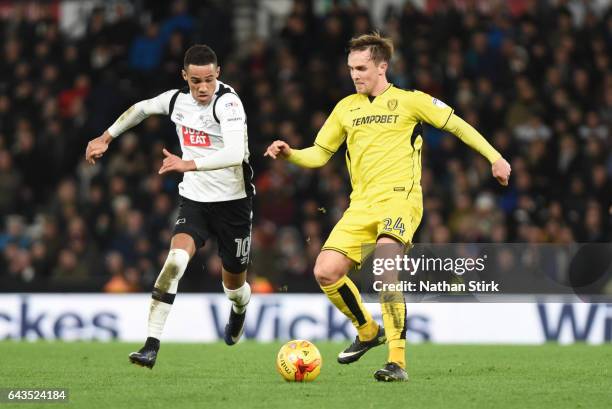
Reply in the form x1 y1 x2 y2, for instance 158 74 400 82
199 115 214 128
182 126 211 147
174 111 184 121
387 99 398 111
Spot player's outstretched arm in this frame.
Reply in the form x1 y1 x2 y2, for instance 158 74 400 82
264 140 333 168
85 91 172 165
266 101 342 168
264 140 293 159
444 114 511 186
85 130 113 164
84 103 146 165
491 157 511 186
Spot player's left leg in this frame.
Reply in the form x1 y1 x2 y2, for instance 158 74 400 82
221 268 250 345
209 197 253 345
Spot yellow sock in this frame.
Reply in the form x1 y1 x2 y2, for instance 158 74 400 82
320 275 379 341
381 291 407 368
388 340 406 368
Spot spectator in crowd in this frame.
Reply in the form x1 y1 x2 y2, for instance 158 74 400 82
0 0 609 292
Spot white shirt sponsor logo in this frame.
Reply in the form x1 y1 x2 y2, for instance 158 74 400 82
432 98 448 108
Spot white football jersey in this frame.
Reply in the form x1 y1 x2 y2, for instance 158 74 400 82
149 81 254 202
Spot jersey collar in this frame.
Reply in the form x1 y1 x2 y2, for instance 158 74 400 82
367 83 393 103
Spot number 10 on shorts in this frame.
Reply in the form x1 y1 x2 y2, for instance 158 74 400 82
234 237 251 258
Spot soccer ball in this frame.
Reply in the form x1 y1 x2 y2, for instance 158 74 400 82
276 339 322 382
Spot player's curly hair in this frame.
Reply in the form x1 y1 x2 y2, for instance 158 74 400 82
347 32 394 64
183 44 217 67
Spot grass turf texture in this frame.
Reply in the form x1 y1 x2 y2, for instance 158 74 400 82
0 342 610 409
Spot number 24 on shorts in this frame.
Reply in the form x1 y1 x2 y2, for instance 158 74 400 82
382 217 405 236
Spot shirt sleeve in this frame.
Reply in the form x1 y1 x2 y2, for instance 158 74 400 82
194 93 246 170
312 102 346 153
107 90 176 137
444 114 502 164
215 93 247 133
408 90 454 129
287 145 334 168
286 101 345 168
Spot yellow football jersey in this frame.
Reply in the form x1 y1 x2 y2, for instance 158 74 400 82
313 85 453 204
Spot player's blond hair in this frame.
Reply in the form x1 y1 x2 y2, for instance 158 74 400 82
347 32 394 64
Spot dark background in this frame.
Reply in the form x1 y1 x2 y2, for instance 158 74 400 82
0 0 610 293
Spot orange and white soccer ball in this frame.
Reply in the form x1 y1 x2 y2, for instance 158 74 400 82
276 339 322 382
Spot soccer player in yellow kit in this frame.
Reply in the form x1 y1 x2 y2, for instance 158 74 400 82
265 33 511 381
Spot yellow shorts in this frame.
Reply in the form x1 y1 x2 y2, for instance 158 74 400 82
322 197 423 264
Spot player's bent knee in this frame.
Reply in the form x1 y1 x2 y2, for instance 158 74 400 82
163 249 190 278
313 261 346 287
222 268 247 290
170 233 196 257
314 251 352 286
223 281 251 306
155 248 190 292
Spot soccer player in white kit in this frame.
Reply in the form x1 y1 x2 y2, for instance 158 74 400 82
85 45 254 368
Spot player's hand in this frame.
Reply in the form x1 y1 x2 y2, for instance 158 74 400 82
85 131 113 164
264 140 292 159
158 148 196 174
492 157 511 186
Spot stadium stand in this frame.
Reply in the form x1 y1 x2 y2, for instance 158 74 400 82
0 0 610 293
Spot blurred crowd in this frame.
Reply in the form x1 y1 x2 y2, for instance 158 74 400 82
0 0 610 293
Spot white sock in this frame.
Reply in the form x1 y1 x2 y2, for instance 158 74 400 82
148 300 172 340
223 282 251 314
147 248 190 339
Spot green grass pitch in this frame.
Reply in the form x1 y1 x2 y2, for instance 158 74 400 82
0 341 610 409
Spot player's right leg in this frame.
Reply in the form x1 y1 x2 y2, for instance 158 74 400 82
130 196 207 369
372 197 422 381
372 236 409 382
129 234 195 368
314 250 386 364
